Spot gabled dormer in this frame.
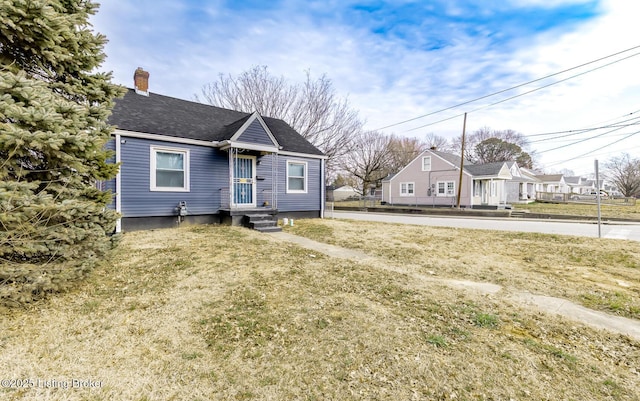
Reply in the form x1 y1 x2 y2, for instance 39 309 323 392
224 112 281 152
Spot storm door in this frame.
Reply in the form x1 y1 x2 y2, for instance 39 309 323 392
233 155 256 207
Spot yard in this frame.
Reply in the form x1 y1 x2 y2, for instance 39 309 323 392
333 199 640 221
512 201 640 220
1 221 639 400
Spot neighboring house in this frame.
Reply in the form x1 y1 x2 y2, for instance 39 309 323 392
106 69 326 232
520 167 540 201
381 149 513 208
583 179 603 192
564 176 593 194
535 174 568 194
332 185 360 201
503 162 536 203
466 162 512 207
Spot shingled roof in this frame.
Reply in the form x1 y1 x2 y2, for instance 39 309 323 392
465 162 508 177
108 89 324 156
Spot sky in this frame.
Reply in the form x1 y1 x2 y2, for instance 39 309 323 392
90 0 640 176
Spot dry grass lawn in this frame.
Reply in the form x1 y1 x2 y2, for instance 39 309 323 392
1 222 639 400
334 199 640 220
512 201 640 220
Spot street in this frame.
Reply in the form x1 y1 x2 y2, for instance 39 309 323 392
328 211 640 242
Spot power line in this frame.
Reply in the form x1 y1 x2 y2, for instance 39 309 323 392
374 43 640 131
535 123 632 154
531 129 640 144
525 108 640 138
528 117 640 144
545 130 640 167
402 51 640 133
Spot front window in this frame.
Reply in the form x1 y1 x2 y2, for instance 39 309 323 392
400 182 414 196
474 181 481 197
287 161 307 193
150 147 190 192
422 156 431 171
437 181 455 196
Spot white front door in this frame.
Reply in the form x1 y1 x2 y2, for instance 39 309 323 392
233 155 256 207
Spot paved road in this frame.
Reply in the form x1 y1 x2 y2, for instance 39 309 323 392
328 211 640 242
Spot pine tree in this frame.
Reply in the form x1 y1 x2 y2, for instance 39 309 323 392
0 0 125 305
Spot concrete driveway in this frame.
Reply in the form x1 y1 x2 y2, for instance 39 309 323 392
328 210 640 242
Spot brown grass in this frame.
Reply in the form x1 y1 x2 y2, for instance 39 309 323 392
333 199 640 220
1 223 639 400
288 218 640 319
513 201 640 220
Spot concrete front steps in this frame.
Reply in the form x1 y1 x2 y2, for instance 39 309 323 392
243 213 282 233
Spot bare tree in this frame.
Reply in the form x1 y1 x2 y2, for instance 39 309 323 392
196 66 363 178
340 131 392 195
559 168 576 177
605 153 640 197
386 135 427 174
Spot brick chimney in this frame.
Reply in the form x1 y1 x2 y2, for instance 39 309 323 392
134 67 150 96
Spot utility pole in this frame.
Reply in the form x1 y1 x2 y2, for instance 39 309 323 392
456 113 467 209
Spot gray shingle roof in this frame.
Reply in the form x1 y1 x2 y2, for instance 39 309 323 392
432 150 466 167
564 176 582 185
108 89 324 156
536 174 564 182
465 162 506 176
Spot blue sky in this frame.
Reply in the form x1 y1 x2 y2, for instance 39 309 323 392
91 0 640 175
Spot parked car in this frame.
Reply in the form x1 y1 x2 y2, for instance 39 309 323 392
570 190 608 200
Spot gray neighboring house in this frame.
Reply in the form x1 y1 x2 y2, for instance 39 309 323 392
381 149 513 208
105 69 326 232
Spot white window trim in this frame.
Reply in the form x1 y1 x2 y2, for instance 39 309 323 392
286 160 308 194
421 156 431 171
150 146 190 192
437 180 455 197
400 182 415 196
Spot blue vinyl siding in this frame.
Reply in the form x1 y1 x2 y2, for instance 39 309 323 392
277 156 322 211
119 138 227 217
113 137 322 218
236 120 276 146
255 153 275 206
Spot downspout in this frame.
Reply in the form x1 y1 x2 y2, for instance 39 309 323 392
115 134 122 233
429 171 434 208
320 158 325 218
228 147 234 209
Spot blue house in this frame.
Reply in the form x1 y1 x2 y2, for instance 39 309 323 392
106 69 326 232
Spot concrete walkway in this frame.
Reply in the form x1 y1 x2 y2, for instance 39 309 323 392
268 231 640 341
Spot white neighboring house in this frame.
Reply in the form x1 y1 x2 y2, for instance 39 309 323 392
535 174 568 194
505 162 537 203
332 185 360 201
466 162 513 207
564 176 593 194
518 167 540 201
